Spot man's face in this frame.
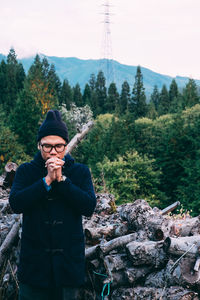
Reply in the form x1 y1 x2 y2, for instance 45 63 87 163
38 135 67 161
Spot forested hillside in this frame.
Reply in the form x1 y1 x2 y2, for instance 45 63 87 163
1 52 199 96
1 48 200 215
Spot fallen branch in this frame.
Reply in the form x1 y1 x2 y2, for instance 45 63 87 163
66 121 94 154
0 220 20 268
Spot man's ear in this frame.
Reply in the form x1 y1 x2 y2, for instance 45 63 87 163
37 143 40 150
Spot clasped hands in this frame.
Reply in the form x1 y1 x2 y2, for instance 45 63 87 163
45 157 65 185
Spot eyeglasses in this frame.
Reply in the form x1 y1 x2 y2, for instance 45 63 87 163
40 143 67 153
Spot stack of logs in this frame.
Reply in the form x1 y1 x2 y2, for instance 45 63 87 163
1 171 200 299
83 194 200 299
0 167 20 300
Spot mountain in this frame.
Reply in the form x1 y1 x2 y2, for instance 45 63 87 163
1 53 199 98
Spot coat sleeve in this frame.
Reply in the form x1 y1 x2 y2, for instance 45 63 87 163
9 164 48 214
55 165 96 217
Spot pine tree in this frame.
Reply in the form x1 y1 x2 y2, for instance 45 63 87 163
73 83 83 107
106 82 119 113
4 48 25 113
118 81 130 114
9 84 41 155
150 85 160 111
26 55 58 115
88 74 97 114
60 79 73 109
169 79 178 102
183 79 199 108
83 83 91 106
47 64 61 99
0 60 7 108
89 73 96 91
158 85 170 115
130 66 147 118
95 71 107 115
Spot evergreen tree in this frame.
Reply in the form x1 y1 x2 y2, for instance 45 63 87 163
73 83 83 107
4 48 25 113
169 79 178 103
130 66 147 118
47 64 61 99
183 79 199 108
82 83 91 106
118 81 130 114
88 74 97 114
26 54 58 115
106 82 119 113
150 85 160 111
0 60 7 108
89 73 96 91
9 84 41 155
158 84 170 115
95 70 107 115
60 79 73 109
147 101 158 119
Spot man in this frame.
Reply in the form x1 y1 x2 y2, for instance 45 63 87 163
9 110 96 300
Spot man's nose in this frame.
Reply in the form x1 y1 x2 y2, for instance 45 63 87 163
50 147 57 154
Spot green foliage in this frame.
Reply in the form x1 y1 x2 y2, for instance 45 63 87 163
106 82 119 113
73 83 83 107
182 79 199 108
0 48 25 114
118 81 130 114
0 107 30 173
150 85 159 111
60 79 73 108
130 66 147 118
95 71 107 115
97 151 164 206
158 85 170 115
9 88 41 155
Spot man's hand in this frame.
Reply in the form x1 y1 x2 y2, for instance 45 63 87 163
45 157 65 185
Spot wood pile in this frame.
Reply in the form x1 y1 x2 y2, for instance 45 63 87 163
0 175 20 300
1 178 200 299
82 194 200 299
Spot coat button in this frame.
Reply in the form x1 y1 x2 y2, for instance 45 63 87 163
47 197 53 201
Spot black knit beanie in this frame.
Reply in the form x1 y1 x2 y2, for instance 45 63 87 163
37 110 69 143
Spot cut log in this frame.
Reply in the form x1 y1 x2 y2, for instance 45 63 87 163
125 266 152 285
0 220 20 268
119 199 157 230
106 271 128 288
126 240 167 268
97 233 138 256
95 193 116 215
3 162 18 188
145 257 200 288
163 236 200 256
85 245 98 260
194 257 200 272
111 286 198 300
103 254 130 273
85 223 129 243
161 201 180 215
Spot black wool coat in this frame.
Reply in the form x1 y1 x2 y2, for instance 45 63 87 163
9 152 96 288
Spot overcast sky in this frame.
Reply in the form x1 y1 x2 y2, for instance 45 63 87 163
1 0 199 79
